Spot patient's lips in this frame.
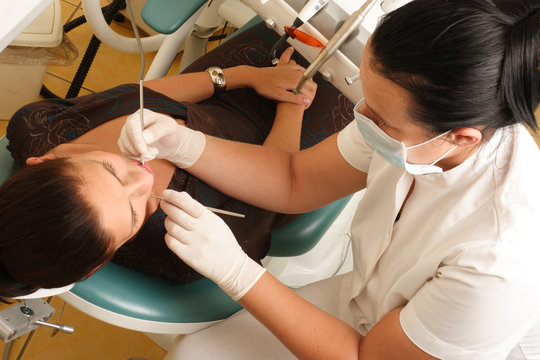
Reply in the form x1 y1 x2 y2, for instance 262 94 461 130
131 160 154 184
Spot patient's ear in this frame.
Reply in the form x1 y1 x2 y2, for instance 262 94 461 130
26 154 57 166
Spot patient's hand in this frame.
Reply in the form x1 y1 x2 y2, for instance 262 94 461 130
250 47 317 109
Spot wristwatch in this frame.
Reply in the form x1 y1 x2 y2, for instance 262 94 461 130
206 66 226 96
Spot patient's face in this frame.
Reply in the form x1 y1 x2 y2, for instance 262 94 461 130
69 151 154 249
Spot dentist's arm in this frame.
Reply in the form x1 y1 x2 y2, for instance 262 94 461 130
161 191 436 360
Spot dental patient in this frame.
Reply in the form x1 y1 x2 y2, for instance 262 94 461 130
0 23 354 300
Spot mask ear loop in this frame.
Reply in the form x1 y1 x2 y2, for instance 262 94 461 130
405 130 456 166
427 144 457 166
406 130 452 150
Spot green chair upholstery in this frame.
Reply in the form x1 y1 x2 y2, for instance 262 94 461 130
141 0 209 35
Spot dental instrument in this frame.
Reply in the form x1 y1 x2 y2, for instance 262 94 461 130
294 0 377 94
126 0 147 166
139 79 145 166
151 194 246 218
270 0 329 65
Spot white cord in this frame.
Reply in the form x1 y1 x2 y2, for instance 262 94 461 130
125 0 145 82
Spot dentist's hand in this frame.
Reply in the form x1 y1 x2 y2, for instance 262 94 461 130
161 190 266 301
118 108 206 168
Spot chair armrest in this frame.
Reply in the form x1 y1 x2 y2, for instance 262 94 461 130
269 196 352 257
0 136 16 184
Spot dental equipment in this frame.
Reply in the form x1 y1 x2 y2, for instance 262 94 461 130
380 0 412 13
294 0 377 94
126 0 147 166
139 79 145 166
0 298 73 343
270 0 329 65
151 194 246 218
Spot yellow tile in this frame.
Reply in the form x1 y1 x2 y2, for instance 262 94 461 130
42 72 93 99
0 120 8 136
47 1 183 96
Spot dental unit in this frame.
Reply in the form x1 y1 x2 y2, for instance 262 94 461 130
294 0 377 94
270 0 329 64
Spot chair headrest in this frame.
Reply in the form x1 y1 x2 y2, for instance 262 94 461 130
12 284 75 299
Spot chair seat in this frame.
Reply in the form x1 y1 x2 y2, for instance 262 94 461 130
141 0 209 34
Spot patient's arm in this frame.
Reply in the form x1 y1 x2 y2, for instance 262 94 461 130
142 51 312 107
263 47 317 152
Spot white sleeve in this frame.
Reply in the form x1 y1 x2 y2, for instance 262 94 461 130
400 241 540 360
337 121 373 173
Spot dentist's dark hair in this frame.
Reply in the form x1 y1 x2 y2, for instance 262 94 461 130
370 0 540 135
0 159 116 302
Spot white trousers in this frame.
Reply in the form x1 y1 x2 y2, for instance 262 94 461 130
165 272 354 360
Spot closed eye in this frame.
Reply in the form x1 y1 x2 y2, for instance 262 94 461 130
131 207 139 228
101 160 120 177
97 159 138 237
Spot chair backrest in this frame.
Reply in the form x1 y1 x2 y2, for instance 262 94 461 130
0 136 16 184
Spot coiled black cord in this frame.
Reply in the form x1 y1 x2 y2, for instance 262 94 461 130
40 0 127 99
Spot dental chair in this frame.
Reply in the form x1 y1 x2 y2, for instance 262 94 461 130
0 133 352 338
81 0 210 80
0 2 363 348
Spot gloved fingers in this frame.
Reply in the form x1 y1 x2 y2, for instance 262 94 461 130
119 110 149 157
164 233 188 255
140 113 177 145
163 207 197 233
162 190 206 218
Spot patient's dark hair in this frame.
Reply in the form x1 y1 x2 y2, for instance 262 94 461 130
0 158 116 302
370 0 540 135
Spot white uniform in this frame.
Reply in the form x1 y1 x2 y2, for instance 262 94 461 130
166 123 540 360
338 122 540 359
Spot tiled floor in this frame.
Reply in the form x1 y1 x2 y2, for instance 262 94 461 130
0 1 233 359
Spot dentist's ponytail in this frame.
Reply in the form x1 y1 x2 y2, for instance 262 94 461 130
370 0 540 135
500 3 540 131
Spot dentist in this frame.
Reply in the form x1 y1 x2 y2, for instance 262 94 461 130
119 0 540 358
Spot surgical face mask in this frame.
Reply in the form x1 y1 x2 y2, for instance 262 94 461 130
354 100 457 175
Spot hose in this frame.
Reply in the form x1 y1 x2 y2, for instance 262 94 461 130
40 0 127 99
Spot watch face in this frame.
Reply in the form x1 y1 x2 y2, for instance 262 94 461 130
213 71 226 87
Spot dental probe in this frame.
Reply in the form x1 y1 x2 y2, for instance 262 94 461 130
151 195 246 218
126 0 146 166
139 79 145 166
294 0 378 94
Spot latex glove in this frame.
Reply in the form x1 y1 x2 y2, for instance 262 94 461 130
161 190 266 301
118 108 206 168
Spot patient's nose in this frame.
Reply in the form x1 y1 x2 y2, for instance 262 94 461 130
125 168 152 196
